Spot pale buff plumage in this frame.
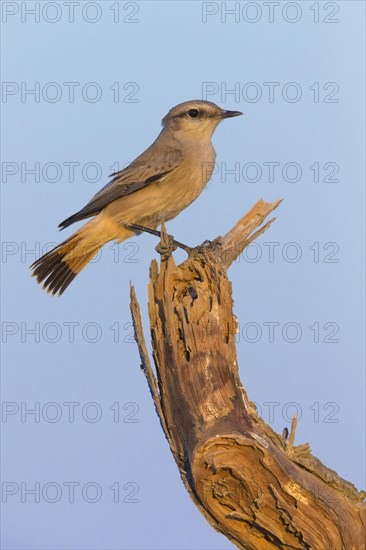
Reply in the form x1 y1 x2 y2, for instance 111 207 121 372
31 100 242 295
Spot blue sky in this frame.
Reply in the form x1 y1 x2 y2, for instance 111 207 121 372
1 1 365 548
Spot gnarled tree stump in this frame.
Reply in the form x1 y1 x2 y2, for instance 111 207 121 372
130 199 365 550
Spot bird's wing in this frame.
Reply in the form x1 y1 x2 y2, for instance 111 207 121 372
59 148 182 230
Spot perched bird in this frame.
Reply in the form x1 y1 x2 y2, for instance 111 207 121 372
30 100 242 295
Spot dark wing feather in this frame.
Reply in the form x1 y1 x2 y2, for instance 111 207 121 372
58 149 182 230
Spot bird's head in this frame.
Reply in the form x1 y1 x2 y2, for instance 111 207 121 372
162 100 242 141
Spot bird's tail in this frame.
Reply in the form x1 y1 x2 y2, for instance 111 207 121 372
30 217 131 296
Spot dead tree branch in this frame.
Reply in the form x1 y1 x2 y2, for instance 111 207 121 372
130 199 365 550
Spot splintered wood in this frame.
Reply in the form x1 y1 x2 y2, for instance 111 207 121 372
130 199 365 550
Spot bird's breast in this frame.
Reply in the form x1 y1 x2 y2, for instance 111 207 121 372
155 145 216 218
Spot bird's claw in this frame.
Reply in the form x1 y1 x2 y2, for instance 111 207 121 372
190 238 223 255
155 235 178 260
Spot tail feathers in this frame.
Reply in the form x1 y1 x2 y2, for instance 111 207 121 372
58 211 86 230
30 232 100 296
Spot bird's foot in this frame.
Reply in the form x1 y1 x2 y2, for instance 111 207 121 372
188 238 223 256
155 234 178 260
126 224 223 259
127 223 192 257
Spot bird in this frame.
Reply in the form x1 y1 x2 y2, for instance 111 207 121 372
30 100 242 296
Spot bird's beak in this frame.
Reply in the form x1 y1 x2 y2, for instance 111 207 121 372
221 109 243 118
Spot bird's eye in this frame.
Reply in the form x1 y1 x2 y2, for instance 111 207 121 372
187 109 199 118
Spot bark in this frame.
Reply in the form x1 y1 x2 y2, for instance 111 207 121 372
130 199 365 550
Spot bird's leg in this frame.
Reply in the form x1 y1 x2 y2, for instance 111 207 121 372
126 224 192 254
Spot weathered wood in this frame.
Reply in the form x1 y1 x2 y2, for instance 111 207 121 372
130 199 365 549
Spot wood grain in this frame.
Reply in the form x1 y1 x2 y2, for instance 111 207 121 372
130 199 365 549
